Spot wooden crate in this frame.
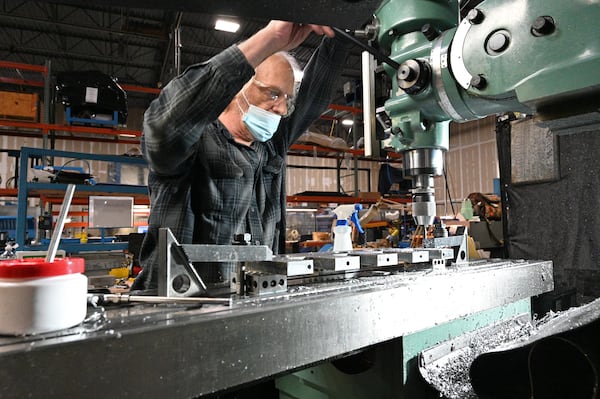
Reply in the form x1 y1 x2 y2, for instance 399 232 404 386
0 91 39 122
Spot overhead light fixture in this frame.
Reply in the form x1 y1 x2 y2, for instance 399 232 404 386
215 19 240 33
341 118 354 126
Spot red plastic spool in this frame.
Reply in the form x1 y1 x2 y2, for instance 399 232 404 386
0 258 85 279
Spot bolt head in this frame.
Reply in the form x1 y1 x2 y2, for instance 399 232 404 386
470 74 487 89
531 16 555 36
488 32 509 53
467 8 484 24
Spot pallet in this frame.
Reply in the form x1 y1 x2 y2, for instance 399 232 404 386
65 107 119 128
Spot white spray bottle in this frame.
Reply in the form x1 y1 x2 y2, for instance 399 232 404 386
332 204 364 252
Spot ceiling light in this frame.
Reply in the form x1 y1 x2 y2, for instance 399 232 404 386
215 19 240 33
341 118 354 126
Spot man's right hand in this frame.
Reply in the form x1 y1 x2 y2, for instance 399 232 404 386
239 20 335 68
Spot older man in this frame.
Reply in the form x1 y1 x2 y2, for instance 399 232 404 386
133 21 348 291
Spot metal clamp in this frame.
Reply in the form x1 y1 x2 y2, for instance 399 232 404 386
158 228 273 298
422 227 470 267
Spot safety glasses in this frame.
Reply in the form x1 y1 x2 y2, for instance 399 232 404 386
252 78 296 117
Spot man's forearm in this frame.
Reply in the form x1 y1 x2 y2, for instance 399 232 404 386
287 36 349 144
143 46 254 175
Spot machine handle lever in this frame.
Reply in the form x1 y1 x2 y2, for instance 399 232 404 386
87 293 231 306
332 27 400 70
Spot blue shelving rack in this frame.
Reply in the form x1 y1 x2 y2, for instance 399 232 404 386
0 216 36 242
65 107 119 127
16 146 148 253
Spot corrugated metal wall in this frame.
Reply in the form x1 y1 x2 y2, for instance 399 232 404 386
1 116 498 211
0 135 136 188
286 154 379 197
434 116 499 217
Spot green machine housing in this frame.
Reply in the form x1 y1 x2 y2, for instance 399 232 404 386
369 0 600 226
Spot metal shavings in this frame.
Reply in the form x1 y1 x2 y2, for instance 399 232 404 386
81 306 108 333
421 311 561 398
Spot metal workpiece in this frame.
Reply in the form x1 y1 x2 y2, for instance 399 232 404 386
421 248 455 270
0 259 553 399
351 250 399 267
387 248 431 264
423 229 470 266
422 235 465 248
244 271 287 296
424 248 455 260
180 243 274 263
307 252 361 272
158 227 273 298
247 255 315 277
159 227 208 298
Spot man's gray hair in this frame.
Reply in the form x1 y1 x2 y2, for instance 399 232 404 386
277 51 302 85
247 51 303 95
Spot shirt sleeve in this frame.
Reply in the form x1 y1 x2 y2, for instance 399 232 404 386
142 45 255 176
283 36 350 148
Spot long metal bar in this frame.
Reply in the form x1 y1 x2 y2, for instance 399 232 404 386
174 12 183 76
0 60 48 73
0 120 143 137
19 146 148 163
87 293 232 306
43 59 51 150
362 51 379 157
45 183 75 262
15 150 29 247
0 259 553 399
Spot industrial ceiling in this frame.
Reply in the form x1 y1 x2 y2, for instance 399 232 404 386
0 1 376 116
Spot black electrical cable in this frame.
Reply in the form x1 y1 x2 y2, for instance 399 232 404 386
443 163 456 216
332 27 400 70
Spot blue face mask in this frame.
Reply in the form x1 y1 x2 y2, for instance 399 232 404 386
238 92 282 142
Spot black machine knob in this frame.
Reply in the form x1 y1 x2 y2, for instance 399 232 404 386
531 16 556 36
467 8 485 24
470 74 487 90
421 23 440 41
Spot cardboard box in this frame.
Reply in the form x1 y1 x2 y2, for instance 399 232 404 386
357 191 382 202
